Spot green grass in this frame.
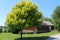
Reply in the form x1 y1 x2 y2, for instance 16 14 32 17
0 31 59 40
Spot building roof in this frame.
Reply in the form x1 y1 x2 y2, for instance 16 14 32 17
42 21 53 26
23 27 37 30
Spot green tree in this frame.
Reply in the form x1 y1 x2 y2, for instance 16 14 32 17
43 17 53 23
52 6 60 32
5 1 42 38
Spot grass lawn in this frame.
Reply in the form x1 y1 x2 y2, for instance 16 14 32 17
0 31 59 40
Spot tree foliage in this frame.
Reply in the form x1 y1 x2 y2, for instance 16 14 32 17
43 17 53 23
52 6 60 30
5 1 42 29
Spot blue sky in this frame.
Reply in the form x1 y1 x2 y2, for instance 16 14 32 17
0 0 60 26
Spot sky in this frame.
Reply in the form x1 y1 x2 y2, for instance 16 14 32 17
0 0 60 26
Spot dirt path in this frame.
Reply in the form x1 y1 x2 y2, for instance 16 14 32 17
47 34 60 40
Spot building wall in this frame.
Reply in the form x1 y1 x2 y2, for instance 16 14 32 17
0 27 8 33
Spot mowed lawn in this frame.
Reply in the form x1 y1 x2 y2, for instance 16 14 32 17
0 31 59 40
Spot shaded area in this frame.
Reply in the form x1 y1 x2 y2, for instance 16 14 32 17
15 36 49 40
47 37 57 40
12 29 21 34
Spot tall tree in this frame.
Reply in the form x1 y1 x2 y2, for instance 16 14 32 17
5 1 42 38
43 17 53 23
52 6 60 32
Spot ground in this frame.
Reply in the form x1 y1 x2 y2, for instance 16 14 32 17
0 31 59 40
47 34 60 40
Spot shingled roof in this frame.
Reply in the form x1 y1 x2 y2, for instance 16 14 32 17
42 21 53 26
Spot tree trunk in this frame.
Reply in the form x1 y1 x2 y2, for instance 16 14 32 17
20 26 22 39
58 28 59 32
57 26 59 32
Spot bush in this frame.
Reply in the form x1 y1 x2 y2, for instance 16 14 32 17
0 29 2 33
12 29 20 34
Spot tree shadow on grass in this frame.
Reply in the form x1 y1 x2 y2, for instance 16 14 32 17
15 36 49 40
47 37 58 40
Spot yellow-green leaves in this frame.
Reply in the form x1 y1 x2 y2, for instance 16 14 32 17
5 1 42 29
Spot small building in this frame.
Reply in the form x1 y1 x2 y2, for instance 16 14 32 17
37 21 54 32
42 21 54 30
22 21 54 33
23 27 37 34
0 26 8 33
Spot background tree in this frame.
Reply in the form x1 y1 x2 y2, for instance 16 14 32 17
5 1 42 38
52 6 60 32
43 17 53 23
